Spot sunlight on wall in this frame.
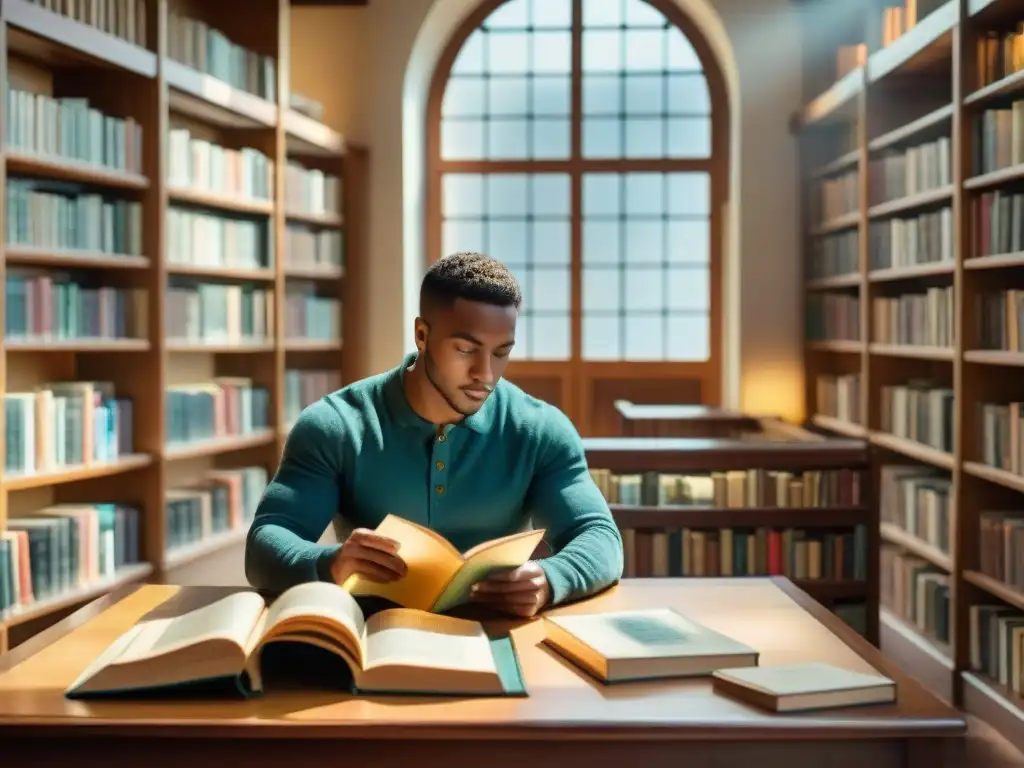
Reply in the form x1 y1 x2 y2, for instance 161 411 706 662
741 360 806 423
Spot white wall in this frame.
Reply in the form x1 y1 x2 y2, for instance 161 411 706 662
291 0 807 420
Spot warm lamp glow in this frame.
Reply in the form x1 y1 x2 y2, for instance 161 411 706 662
741 360 805 423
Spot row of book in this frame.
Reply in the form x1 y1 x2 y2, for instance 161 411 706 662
871 285 954 348
166 466 267 554
869 135 951 204
0 503 142 618
167 208 272 271
166 282 274 345
976 289 1024 352
167 129 274 203
973 190 1024 260
877 0 947 49
167 11 276 102
284 286 342 343
22 0 147 48
6 180 144 257
979 401 1024 476
166 380 271 449
882 544 950 644
868 206 954 270
285 227 345 274
5 268 149 342
816 373 861 426
620 524 869 582
978 28 1024 89
3 381 134 477
879 381 954 454
815 169 859 224
285 163 342 218
978 510 1024 591
588 467 863 508
284 369 341 427
808 230 858 281
970 601 1024 696
880 465 951 555
806 292 860 342
973 103 1024 178
4 88 144 176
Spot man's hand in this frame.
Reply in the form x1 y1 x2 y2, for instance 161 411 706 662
470 561 551 617
330 528 407 585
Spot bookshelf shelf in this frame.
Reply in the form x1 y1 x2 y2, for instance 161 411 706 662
6 152 150 189
866 184 955 217
806 273 861 290
0 0 365 654
3 248 151 271
811 211 861 236
793 67 864 129
610 505 867 529
811 414 867 437
868 261 955 282
4 0 157 78
806 340 863 353
0 562 153 631
866 0 958 82
810 148 860 179
798 0 1024 748
1 454 153 492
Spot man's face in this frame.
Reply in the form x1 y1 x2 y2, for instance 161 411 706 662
419 298 517 416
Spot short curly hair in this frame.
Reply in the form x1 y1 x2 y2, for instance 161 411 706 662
420 252 522 316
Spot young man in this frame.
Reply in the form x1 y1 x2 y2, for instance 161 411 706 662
245 252 623 617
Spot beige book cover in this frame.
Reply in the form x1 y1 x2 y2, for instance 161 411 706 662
543 606 758 683
712 661 895 712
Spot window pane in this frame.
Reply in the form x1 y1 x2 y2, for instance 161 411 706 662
489 33 530 75
625 118 663 157
532 174 570 215
488 118 529 158
583 75 621 116
667 219 710 264
532 268 571 312
441 120 484 160
533 221 570 265
667 314 710 361
443 174 484 217
582 118 620 158
624 29 665 71
529 314 571 359
582 0 623 26
452 30 485 74
581 172 711 361
583 315 621 360
583 267 622 313
668 117 711 158
531 119 571 159
625 74 664 115
488 175 528 215
624 0 665 26
626 268 664 312
443 77 485 116
531 0 571 28
443 220 484 256
668 266 710 311
668 73 711 114
625 315 664 360
533 76 570 115
489 77 528 115
488 220 528 266
582 30 622 72
485 0 528 28
533 31 571 73
667 26 702 70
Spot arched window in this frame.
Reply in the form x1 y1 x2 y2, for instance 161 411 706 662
427 0 728 434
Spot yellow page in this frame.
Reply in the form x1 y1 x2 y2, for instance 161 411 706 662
343 515 464 611
430 528 546 613
258 581 367 665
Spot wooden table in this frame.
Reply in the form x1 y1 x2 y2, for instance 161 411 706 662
0 577 966 768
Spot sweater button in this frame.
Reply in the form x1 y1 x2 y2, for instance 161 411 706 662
435 484 445 495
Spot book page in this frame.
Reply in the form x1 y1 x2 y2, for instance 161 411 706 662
259 581 367 661
114 591 268 664
343 515 464 611
362 608 497 674
431 528 546 613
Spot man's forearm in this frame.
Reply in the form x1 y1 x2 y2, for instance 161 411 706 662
244 522 340 593
537 518 623 605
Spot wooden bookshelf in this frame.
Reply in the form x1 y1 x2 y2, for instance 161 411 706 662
795 0 1024 748
0 0 365 654
583 434 878 645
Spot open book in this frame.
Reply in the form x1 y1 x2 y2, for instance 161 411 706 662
343 515 546 613
65 581 527 699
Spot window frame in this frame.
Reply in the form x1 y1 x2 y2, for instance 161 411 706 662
426 0 730 426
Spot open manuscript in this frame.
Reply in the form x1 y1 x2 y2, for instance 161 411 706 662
65 581 527 699
343 514 546 613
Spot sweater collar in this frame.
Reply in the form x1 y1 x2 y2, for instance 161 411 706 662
384 352 494 434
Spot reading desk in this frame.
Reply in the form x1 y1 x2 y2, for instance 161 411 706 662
0 577 965 768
